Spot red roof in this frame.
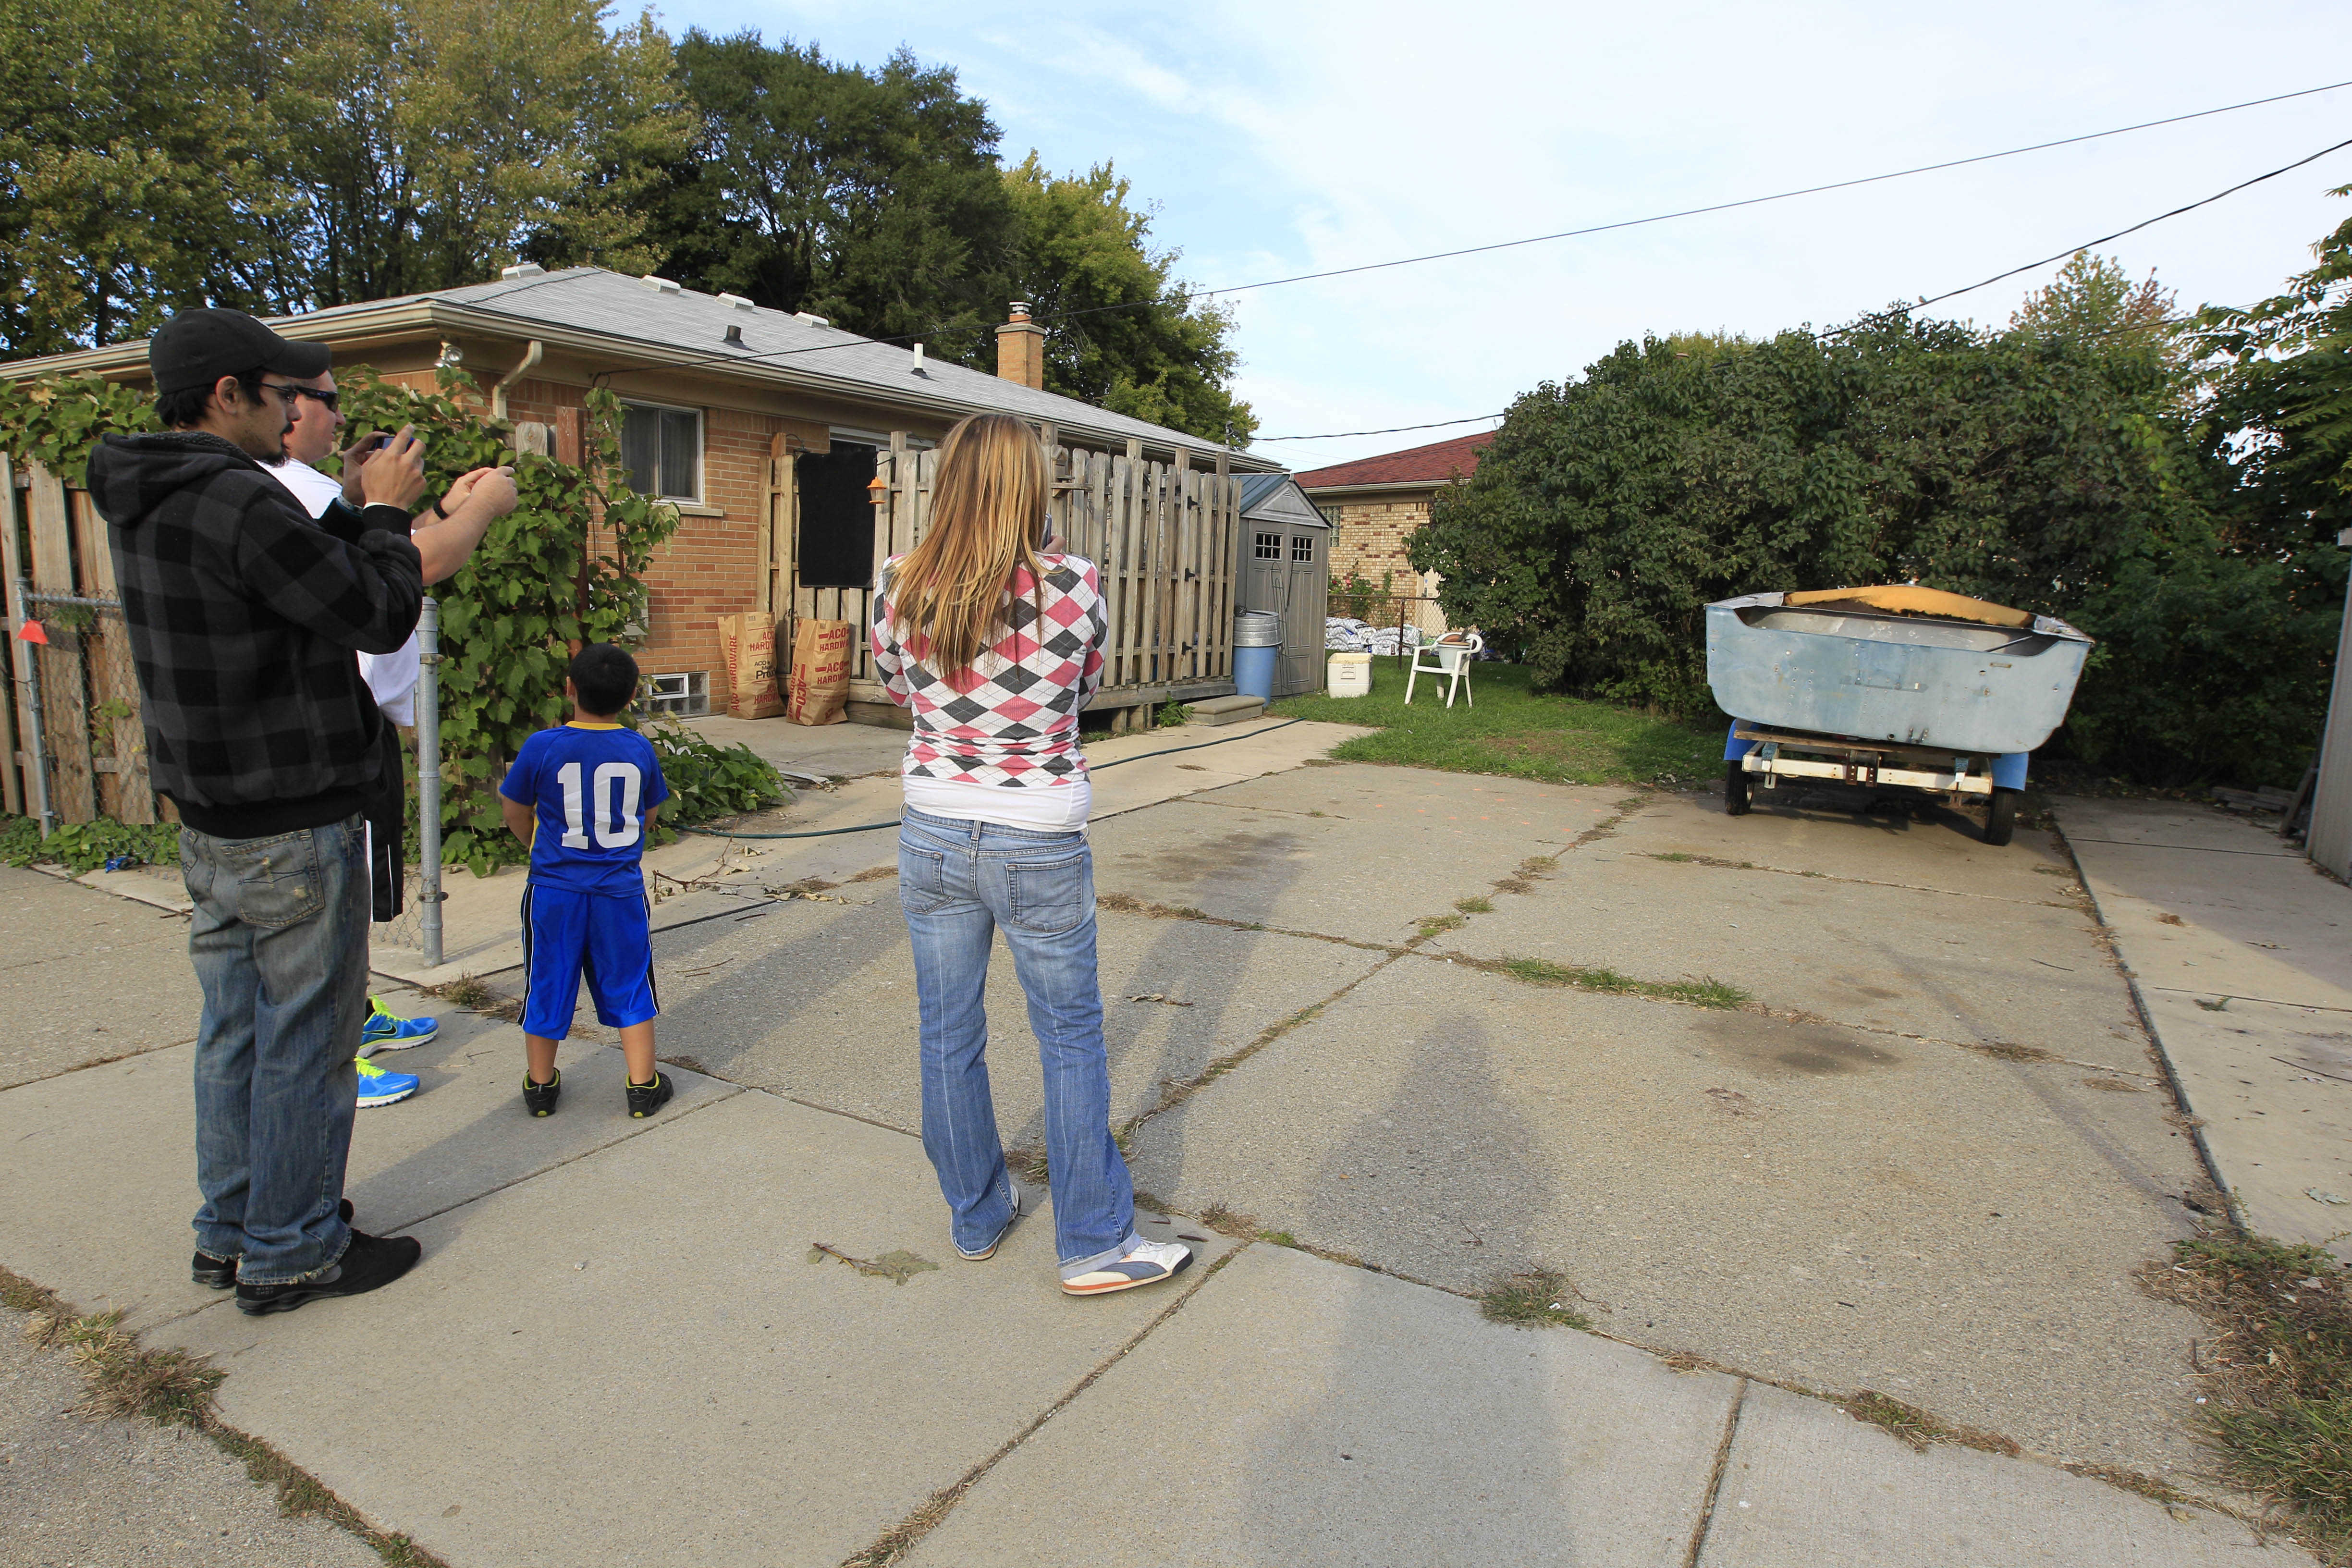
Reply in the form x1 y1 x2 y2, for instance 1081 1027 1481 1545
1294 429 1493 490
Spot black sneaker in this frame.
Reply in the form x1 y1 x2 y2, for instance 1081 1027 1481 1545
523 1069 561 1118
625 1070 674 1119
193 1199 355 1288
234 1229 422 1316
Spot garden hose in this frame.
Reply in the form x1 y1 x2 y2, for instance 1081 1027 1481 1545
678 717 1309 841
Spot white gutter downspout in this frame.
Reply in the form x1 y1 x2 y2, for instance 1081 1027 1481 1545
490 339 543 421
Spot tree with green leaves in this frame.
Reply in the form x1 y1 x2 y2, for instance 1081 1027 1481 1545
648 31 1016 353
1003 156 1254 443
1411 266 2340 786
0 0 282 355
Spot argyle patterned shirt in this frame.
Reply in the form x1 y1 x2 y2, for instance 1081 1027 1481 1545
871 553 1108 787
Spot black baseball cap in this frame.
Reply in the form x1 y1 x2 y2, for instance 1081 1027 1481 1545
148 308 331 394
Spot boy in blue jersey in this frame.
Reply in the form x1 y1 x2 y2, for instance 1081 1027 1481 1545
498 644 674 1120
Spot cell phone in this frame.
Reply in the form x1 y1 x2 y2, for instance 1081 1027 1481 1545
349 432 392 456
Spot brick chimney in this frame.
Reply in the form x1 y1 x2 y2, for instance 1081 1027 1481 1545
994 301 1045 390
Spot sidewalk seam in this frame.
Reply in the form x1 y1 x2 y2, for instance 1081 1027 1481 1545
839 1242 1247 1568
2056 823 2250 1234
1680 1376 1749 1568
1 1033 198 1093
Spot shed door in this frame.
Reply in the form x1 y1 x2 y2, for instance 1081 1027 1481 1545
1279 530 1325 696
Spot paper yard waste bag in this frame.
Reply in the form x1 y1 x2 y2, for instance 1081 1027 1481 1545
786 618 852 725
717 612 786 719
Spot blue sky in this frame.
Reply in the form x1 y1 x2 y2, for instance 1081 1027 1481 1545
646 0 2352 469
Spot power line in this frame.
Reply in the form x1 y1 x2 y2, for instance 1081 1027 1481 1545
1255 414 1504 442
1192 78 2352 302
1903 134 2352 313
1256 132 2352 444
443 77 2352 383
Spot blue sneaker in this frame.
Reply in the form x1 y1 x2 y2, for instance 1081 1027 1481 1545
362 997 438 1052
355 1056 419 1109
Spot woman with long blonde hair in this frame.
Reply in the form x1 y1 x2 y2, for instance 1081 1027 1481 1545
871 413 1191 1297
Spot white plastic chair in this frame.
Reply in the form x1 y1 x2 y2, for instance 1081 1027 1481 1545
1404 632 1483 708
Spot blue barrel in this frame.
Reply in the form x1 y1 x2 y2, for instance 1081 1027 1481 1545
1234 643 1277 700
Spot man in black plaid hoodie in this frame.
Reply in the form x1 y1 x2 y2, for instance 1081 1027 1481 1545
86 307 492 1315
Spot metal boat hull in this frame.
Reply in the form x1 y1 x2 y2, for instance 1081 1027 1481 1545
1705 592 2092 755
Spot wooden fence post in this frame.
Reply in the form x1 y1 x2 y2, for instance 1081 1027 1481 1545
0 455 24 816
27 464 94 823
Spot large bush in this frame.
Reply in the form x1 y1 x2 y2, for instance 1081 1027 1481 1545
1412 297 2345 787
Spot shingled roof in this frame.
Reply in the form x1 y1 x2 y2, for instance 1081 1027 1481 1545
1293 429 1494 490
0 266 1281 471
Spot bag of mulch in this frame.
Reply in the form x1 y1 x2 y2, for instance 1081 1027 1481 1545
786 618 851 726
718 612 785 719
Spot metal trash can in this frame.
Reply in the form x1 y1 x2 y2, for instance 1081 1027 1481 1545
1234 612 1281 701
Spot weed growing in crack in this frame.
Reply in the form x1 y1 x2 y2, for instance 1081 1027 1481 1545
1839 1390 2019 1455
1491 957 1748 1009
1416 912 1468 939
24 1309 222 1426
1454 896 1494 914
2144 1235 2352 1545
1479 1270 1592 1330
1519 856 1558 875
1650 851 1696 862
1258 1230 1299 1248
425 973 496 1009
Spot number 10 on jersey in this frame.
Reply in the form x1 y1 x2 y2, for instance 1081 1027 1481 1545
557 760 644 849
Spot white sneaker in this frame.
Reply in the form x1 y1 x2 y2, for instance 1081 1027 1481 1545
1062 1236 1192 1297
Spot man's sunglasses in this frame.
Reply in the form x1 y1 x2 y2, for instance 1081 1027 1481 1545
258 382 338 411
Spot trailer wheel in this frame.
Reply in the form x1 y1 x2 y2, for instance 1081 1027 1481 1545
1983 786 2019 846
1724 760 1752 816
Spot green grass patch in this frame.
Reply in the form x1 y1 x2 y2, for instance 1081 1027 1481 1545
1454 895 1494 914
1493 956 1748 1009
1416 912 1467 939
2147 1234 2352 1544
1480 1269 1592 1330
1273 662 1723 786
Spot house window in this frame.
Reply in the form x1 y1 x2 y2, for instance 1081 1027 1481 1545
1254 532 1282 560
620 403 701 501
642 671 709 717
1291 534 1316 563
796 441 879 589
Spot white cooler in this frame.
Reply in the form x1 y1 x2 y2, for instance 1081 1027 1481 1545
1326 652 1372 698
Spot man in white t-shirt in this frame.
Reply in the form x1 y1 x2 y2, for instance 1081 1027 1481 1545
266 369 516 1106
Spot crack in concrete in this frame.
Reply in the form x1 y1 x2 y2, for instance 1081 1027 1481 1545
1630 850 2084 910
2 1032 200 1093
1681 1376 1749 1568
837 1244 1245 1568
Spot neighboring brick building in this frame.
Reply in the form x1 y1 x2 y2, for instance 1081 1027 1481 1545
1295 429 1491 634
7 269 1279 724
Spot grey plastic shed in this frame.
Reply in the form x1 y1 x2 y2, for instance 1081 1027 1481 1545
1233 474 1332 698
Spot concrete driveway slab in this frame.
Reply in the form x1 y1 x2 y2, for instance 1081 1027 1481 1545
1433 847 2145 1071
0 1017 735 1333
905 1243 1740 1568
2 1304 383 1568
153 1090 1237 1568
0 864 204 1089
1694 1384 2303 1566
2057 798 2352 1258
1127 960 2215 1480
1089 784 1600 948
1197 761 1628 840
645 893 1384 1143
2135 988 2352 1256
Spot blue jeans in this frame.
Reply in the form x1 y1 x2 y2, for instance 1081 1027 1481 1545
180 816 369 1284
898 807 1135 1279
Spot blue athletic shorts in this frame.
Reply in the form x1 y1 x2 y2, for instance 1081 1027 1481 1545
520 886 659 1040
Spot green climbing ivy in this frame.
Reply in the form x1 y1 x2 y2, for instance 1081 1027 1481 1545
331 369 686 876
0 374 162 481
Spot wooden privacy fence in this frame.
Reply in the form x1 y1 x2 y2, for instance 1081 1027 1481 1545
786 431 1242 716
2 456 159 825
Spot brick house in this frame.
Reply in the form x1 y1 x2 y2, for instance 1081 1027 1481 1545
1295 429 1491 634
3 266 1281 724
